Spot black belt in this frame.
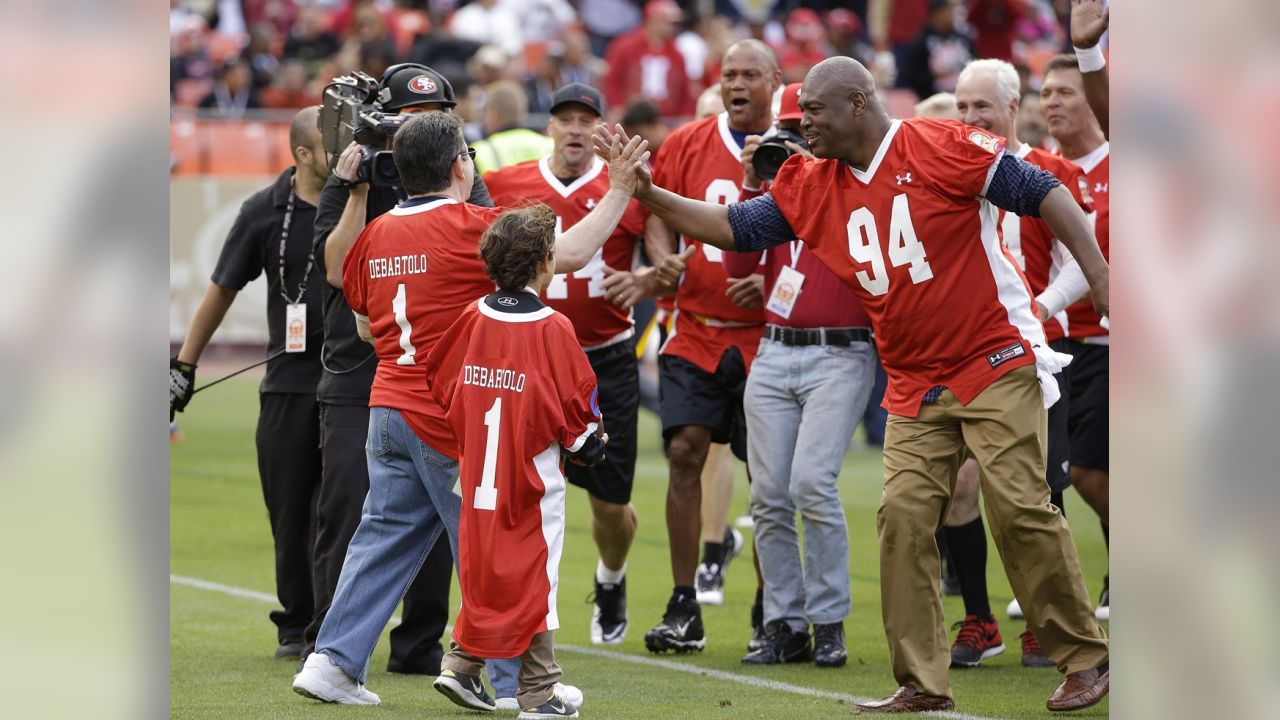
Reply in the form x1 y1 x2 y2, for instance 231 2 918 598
764 325 872 347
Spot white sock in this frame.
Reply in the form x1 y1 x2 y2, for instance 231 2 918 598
596 559 626 585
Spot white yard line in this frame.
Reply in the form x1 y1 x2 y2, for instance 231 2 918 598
171 573 1009 720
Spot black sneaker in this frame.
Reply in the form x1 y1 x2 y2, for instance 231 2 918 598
589 576 628 645
518 692 578 719
813 622 848 668
275 638 304 661
694 562 725 605
644 594 705 653
747 596 766 651
741 620 812 665
433 668 497 711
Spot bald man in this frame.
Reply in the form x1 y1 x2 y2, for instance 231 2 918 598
640 39 778 655
170 106 330 660
605 56 1111 713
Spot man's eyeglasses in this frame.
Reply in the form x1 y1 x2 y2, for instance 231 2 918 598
458 148 477 162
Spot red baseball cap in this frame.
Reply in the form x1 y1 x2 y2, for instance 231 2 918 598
777 83 803 122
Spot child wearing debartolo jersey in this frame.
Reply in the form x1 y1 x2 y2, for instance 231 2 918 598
425 205 606 720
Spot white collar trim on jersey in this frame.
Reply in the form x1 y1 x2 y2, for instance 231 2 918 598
538 155 605 199
388 197 459 216
1014 143 1032 159
1072 141 1109 174
476 296 557 323
846 119 901 185
716 111 776 161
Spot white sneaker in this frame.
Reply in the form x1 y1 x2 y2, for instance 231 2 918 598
292 651 381 705
1007 598 1024 619
497 683 583 711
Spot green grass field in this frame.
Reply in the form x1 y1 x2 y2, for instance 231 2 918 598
170 377 1108 719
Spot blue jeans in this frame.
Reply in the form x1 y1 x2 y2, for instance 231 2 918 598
744 338 877 630
315 407 518 695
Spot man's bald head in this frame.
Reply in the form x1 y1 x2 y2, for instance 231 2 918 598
290 105 329 183
290 105 321 155
723 38 779 73
805 56 877 100
796 56 891 164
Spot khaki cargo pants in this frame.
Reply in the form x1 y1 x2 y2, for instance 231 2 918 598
443 630 560 709
877 365 1108 699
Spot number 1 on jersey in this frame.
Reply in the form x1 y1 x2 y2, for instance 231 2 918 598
475 396 501 511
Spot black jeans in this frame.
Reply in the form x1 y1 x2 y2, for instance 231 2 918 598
306 402 452 672
256 392 322 644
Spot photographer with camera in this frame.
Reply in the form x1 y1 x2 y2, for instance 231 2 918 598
169 106 327 661
727 83 876 668
301 63 495 683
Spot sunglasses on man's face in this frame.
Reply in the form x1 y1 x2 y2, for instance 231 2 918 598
459 148 477 162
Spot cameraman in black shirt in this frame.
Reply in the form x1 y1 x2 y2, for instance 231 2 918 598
305 64 495 678
170 106 327 660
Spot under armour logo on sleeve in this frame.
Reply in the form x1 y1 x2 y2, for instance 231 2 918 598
896 172 912 185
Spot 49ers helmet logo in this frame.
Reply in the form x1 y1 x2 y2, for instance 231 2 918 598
408 75 438 94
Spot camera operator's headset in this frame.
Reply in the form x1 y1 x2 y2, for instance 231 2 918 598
375 63 458 112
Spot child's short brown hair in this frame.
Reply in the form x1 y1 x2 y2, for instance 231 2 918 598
480 204 557 291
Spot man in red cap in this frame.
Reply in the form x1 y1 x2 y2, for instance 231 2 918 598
727 83 876 669
601 0 695 118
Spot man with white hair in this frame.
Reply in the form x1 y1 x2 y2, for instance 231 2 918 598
943 57 1095 669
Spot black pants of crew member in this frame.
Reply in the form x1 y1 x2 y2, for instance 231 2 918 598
256 392 323 645
305 402 453 673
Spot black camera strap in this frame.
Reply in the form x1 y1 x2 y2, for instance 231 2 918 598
277 177 318 306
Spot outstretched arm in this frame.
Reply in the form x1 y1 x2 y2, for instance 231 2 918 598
1071 0 1109 138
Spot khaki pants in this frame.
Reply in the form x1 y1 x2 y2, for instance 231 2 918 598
443 631 561 709
878 366 1108 699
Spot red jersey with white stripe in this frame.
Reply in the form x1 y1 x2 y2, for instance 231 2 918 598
650 112 766 373
1000 145 1092 342
342 198 503 457
770 118 1048 417
423 294 600 658
484 156 647 349
1064 143 1109 340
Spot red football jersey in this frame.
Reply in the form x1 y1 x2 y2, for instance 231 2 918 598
423 295 600 658
650 112 766 373
484 156 647 349
1063 143 1109 340
770 118 1049 417
999 145 1093 342
343 198 503 457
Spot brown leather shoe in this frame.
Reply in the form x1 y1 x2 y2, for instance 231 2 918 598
1046 665 1110 711
853 686 955 714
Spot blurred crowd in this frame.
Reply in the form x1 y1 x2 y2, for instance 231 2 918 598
171 0 1081 128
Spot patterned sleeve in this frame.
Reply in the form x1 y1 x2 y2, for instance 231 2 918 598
727 194 798 252
984 152 1063 218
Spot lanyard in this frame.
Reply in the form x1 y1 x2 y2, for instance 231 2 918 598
788 240 803 268
277 181 317 306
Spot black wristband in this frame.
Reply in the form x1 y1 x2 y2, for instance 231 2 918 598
330 174 361 190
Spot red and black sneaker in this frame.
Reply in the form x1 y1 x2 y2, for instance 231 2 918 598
1020 628 1055 668
949 614 1005 668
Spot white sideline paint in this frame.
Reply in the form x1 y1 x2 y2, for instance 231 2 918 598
171 574 1009 720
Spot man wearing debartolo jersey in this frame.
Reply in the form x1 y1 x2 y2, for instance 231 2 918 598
604 55 1111 713
639 39 778 655
484 83 648 647
292 111 647 706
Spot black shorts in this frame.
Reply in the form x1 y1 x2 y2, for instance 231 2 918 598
1066 341 1109 472
659 348 749 461
1045 339 1074 492
566 338 639 505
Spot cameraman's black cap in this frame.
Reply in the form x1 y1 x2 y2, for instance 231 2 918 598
549 83 606 118
377 63 457 111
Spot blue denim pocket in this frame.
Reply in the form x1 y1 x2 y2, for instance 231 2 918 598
365 407 391 457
